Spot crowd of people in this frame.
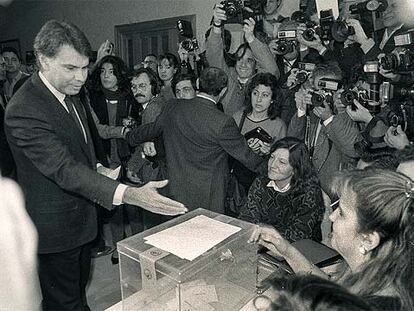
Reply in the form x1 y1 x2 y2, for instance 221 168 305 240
1 0 414 310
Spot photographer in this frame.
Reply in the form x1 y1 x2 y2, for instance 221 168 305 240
288 62 360 198
342 0 412 63
206 2 279 116
270 19 324 124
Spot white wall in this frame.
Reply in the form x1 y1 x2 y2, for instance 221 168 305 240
0 0 216 57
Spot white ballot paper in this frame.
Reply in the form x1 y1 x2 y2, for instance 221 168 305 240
144 215 241 261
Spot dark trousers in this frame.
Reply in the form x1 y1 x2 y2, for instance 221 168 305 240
38 243 92 311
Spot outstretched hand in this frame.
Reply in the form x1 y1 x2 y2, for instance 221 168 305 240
123 180 188 216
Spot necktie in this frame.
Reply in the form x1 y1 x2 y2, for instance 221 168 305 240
64 95 87 143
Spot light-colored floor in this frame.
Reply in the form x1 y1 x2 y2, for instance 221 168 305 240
86 253 122 311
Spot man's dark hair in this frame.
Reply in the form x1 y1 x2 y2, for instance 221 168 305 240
33 20 92 65
171 73 197 95
198 67 228 96
131 67 161 96
88 55 131 93
1 46 21 61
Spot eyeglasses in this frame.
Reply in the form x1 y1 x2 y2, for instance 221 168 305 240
131 83 149 91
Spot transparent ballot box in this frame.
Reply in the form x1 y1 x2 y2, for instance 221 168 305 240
118 208 262 311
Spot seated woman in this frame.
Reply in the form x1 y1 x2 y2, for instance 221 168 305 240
240 137 324 242
231 72 287 204
250 169 414 311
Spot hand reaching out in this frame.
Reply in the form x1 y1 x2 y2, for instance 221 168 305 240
122 180 187 216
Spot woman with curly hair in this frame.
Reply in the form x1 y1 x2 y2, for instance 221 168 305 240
240 137 324 242
230 73 287 212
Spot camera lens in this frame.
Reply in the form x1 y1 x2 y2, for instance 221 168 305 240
181 40 193 52
311 92 325 107
341 90 357 105
226 3 238 17
380 54 398 71
302 28 315 41
296 72 308 84
332 21 355 42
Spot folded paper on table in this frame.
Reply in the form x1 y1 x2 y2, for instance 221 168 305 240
144 215 241 261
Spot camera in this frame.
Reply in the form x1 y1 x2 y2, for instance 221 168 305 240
340 87 370 110
384 101 414 132
302 23 320 41
244 127 273 144
319 9 335 41
310 91 332 107
295 62 315 84
221 0 244 17
181 38 199 52
122 117 137 129
380 48 414 73
331 20 355 43
379 32 414 72
273 30 297 55
309 78 340 108
380 81 414 103
177 20 199 52
220 0 266 24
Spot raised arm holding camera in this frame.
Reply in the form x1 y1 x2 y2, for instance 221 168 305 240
206 1 279 116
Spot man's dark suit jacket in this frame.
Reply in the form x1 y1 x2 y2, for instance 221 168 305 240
5 73 119 254
126 96 264 214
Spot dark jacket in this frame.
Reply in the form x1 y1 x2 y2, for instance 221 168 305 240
4 73 119 253
126 96 265 213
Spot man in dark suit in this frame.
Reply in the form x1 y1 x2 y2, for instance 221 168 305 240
126 67 265 214
4 20 186 311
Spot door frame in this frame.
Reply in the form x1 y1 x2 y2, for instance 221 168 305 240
114 15 196 68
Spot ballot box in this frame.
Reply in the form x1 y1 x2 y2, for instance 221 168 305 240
117 208 264 311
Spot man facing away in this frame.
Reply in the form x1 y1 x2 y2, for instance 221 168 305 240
4 20 186 311
126 67 266 214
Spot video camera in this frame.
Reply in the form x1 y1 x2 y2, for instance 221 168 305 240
177 20 199 52
220 0 266 24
